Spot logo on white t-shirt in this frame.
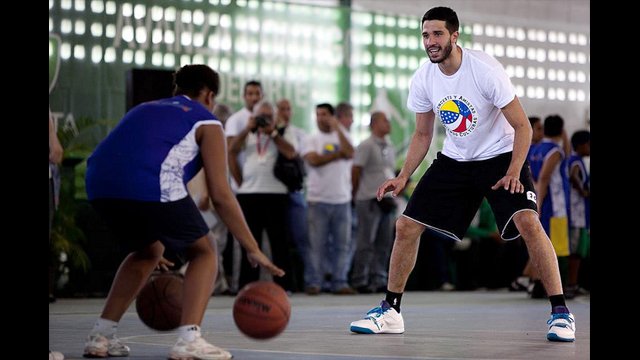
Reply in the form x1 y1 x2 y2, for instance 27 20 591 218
436 95 478 137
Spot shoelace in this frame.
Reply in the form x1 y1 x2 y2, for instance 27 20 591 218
547 313 574 326
107 335 122 342
365 302 391 319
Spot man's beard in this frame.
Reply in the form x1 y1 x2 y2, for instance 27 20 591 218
427 41 453 64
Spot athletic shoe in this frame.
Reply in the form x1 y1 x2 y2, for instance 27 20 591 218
333 286 357 295
349 300 404 334
49 350 64 360
83 333 130 358
528 280 547 299
304 286 321 295
169 332 232 360
509 277 529 292
563 285 577 300
547 312 576 342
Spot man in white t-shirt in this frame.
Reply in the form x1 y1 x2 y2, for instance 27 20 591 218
349 6 575 343
224 81 263 294
302 103 356 295
229 100 297 292
322 102 356 290
225 80 263 191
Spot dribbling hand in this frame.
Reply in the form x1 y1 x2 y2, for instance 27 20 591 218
247 250 285 277
156 257 175 272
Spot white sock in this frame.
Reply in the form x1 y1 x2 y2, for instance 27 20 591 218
178 325 201 342
91 318 118 337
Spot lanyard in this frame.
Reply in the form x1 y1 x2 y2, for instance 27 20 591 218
256 132 271 158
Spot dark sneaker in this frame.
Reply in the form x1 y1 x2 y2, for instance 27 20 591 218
528 280 547 299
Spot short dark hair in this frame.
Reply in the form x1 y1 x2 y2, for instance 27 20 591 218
244 80 262 95
543 114 564 137
571 130 590 150
173 64 219 97
316 103 335 115
528 116 541 126
422 7 459 34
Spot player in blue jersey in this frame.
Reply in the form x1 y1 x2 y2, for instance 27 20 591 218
82 64 284 360
566 130 590 298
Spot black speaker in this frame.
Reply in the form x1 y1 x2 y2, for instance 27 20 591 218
126 69 175 111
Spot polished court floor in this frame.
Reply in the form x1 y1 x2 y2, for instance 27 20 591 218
49 291 589 359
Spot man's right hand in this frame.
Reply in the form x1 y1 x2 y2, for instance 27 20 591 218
247 250 285 277
377 176 408 201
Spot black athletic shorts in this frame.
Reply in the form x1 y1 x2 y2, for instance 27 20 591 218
404 151 537 241
90 196 209 253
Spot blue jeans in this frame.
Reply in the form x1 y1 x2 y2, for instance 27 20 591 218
288 191 309 290
306 201 352 290
323 204 357 289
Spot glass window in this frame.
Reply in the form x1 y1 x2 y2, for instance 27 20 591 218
74 20 85 35
104 47 116 63
91 0 104 13
134 50 145 65
91 23 102 37
73 45 86 60
473 23 483 36
91 45 102 63
74 0 85 10
485 24 495 37
548 88 556 100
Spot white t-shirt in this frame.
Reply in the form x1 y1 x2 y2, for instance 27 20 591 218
302 130 352 204
225 107 252 137
286 124 307 154
237 129 297 194
224 107 252 191
407 47 516 161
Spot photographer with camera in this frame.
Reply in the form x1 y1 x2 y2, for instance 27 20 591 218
228 100 297 292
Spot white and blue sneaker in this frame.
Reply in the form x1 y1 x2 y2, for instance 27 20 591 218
350 300 404 334
547 312 576 342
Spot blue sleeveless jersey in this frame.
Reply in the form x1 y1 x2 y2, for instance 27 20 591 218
527 140 570 233
86 96 221 202
567 154 590 228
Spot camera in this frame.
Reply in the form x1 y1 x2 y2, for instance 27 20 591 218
255 115 271 128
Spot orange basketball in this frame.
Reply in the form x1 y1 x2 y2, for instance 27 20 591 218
233 281 291 339
135 272 183 331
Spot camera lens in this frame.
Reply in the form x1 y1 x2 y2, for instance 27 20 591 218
256 115 270 127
